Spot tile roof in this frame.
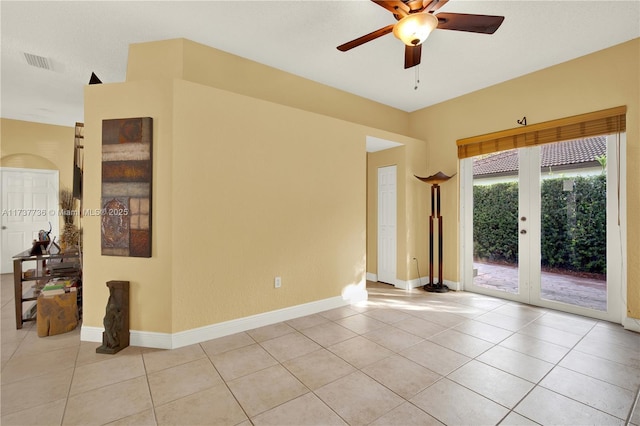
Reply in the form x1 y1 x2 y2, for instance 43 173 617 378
473 136 606 177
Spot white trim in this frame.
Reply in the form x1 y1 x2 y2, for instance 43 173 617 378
80 326 104 344
81 295 349 349
393 278 421 290
443 279 462 291
612 133 630 328
622 317 640 333
0 167 58 174
392 277 461 291
366 136 403 153
366 272 378 282
459 158 473 292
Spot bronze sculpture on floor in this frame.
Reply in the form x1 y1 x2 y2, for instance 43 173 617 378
96 280 130 354
415 172 454 293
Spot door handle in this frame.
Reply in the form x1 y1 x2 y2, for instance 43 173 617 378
520 229 527 234
1 226 6 230
520 216 527 221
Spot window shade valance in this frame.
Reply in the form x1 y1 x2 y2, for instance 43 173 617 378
457 106 627 159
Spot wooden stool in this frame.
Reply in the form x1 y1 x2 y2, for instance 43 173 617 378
37 292 78 337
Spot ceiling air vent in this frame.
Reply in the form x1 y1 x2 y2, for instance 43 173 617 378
23 52 52 70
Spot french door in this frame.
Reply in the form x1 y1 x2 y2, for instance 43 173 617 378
461 135 624 322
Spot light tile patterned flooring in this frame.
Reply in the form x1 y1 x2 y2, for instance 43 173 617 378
2 275 639 425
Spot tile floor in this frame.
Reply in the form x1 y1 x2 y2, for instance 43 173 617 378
2 275 639 425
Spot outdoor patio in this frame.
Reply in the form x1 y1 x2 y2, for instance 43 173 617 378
473 262 607 311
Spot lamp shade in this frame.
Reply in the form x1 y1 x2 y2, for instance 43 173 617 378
393 12 439 46
414 171 454 184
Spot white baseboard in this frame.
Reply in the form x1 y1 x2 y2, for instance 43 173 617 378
443 279 462 291
365 272 460 292
622 316 640 333
394 277 461 291
394 277 424 290
81 295 349 350
82 327 173 349
367 272 426 289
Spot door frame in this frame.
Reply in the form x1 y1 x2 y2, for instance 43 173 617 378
460 134 625 323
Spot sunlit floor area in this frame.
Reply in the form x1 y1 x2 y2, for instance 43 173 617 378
2 274 639 425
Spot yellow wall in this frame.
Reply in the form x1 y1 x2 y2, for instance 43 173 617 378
0 118 74 189
408 38 640 318
83 39 421 334
126 39 410 137
366 136 429 284
170 79 367 331
83 80 174 333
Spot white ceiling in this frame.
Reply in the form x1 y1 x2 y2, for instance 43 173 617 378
1 1 639 128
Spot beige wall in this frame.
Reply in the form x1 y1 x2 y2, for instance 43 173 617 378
83 39 418 334
408 38 640 318
170 79 367 331
0 118 74 189
83 80 174 333
366 136 429 284
126 39 410 137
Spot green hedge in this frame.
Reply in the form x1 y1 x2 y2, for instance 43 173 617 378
473 175 606 274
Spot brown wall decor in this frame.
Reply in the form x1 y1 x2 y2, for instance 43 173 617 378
101 117 153 257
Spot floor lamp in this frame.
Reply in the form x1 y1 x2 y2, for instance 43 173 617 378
415 171 453 293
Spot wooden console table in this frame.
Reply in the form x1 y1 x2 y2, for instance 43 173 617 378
12 248 82 329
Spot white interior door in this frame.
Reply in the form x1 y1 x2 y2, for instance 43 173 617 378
377 165 397 285
1 168 59 273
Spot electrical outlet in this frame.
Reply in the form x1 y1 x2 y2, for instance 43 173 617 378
274 276 282 288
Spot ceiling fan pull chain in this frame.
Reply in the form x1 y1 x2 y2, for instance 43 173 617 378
414 65 420 90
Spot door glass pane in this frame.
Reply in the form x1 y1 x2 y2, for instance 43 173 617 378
472 149 519 294
539 138 607 311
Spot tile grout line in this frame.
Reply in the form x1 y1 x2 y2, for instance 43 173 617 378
139 346 160 426
201 334 272 424
501 319 636 424
625 384 640 426
58 340 83 426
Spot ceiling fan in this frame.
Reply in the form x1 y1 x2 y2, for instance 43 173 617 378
337 0 504 69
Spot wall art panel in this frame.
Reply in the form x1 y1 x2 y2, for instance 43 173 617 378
101 117 152 257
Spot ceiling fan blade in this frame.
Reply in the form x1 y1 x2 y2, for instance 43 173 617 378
371 0 410 16
435 12 505 34
337 24 395 52
404 44 422 69
423 0 448 13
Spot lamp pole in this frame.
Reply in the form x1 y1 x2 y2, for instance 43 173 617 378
415 171 453 293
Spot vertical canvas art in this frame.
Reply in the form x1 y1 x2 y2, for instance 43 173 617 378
101 117 153 257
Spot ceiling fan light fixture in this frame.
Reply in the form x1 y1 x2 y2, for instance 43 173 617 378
393 12 438 46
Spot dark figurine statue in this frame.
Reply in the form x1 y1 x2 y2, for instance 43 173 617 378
96 281 130 354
